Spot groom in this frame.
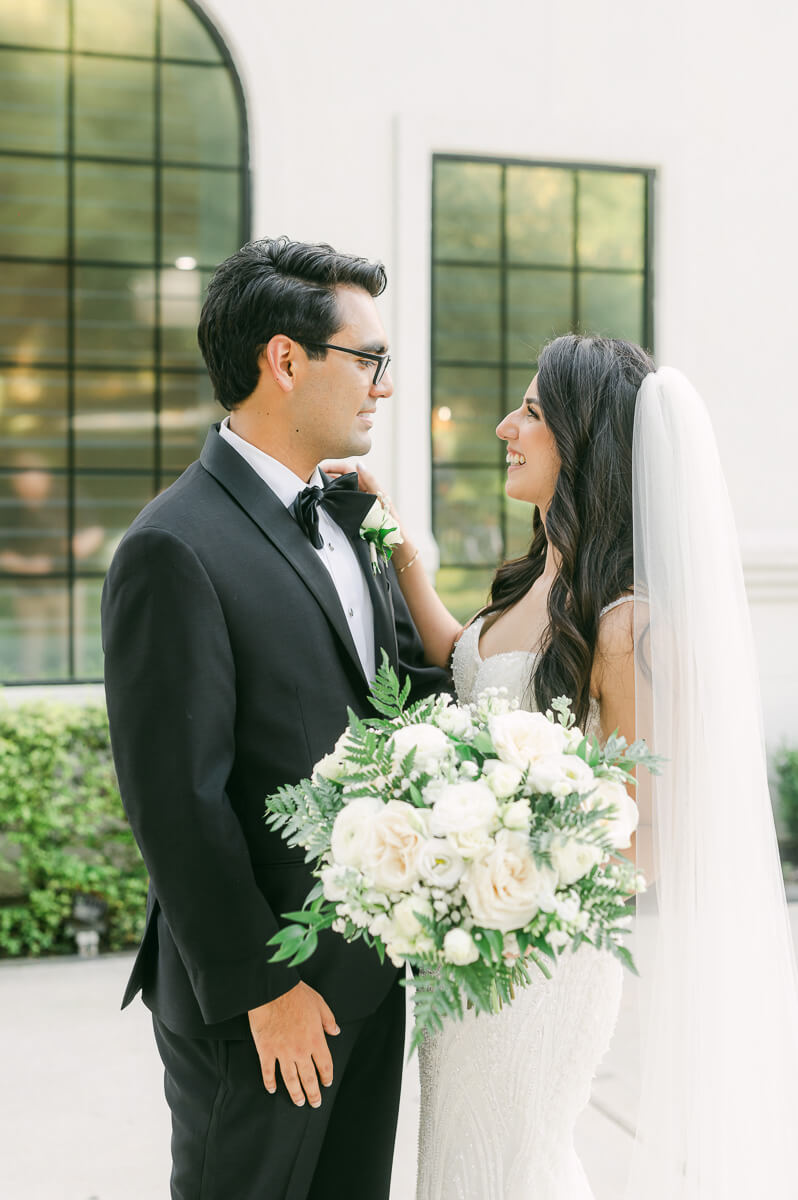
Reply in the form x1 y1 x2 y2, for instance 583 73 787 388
102 237 448 1199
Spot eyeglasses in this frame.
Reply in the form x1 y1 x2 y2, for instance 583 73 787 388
302 342 391 386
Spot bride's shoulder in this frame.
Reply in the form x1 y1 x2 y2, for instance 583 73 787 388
596 595 635 661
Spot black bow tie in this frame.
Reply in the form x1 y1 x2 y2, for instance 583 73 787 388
290 473 375 549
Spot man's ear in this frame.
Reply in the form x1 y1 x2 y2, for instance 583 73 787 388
261 335 297 393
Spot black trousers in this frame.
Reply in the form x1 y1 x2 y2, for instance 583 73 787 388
152 979 406 1200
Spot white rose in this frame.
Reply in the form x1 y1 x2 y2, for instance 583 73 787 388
443 927 480 965
461 829 558 933
312 731 352 782
361 498 388 531
364 800 430 892
330 796 381 868
483 759 524 798
448 827 495 861
430 780 498 837
488 710 568 769
392 895 434 940
390 723 452 775
434 703 474 739
549 836 604 886
417 838 466 889
585 778 639 849
384 525 403 548
528 753 596 798
502 799 532 831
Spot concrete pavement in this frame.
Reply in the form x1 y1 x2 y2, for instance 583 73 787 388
4 906 798 1199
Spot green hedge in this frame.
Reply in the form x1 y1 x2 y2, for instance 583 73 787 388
776 747 798 856
0 699 147 957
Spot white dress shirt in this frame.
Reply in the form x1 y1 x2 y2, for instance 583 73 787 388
219 417 376 681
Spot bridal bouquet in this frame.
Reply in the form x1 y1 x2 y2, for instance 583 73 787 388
264 655 657 1051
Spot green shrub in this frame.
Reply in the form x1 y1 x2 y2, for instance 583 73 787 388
776 747 798 853
0 699 147 957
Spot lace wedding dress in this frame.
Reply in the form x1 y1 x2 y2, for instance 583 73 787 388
416 603 631 1200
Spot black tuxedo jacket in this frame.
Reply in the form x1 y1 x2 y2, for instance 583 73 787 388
102 425 450 1040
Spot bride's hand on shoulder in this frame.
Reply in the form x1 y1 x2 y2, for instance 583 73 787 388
320 460 400 524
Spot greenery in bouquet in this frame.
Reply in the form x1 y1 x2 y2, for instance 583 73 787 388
265 654 659 1052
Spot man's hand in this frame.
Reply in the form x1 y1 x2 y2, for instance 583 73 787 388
248 982 340 1108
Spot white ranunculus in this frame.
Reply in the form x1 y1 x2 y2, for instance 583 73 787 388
430 780 498 837
550 837 604 886
434 702 474 739
313 731 352 782
363 799 430 892
488 710 568 770
528 753 596 798
390 723 452 775
502 799 532 831
417 837 466 889
330 796 382 868
461 829 558 933
585 778 639 849
320 864 354 902
392 895 434 940
443 927 480 965
448 826 495 861
483 759 524 798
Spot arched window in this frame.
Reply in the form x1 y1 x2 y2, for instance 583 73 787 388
0 0 249 683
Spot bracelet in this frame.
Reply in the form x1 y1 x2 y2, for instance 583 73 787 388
397 548 420 575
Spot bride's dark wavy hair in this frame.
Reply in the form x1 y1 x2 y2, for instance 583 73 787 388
480 333 654 728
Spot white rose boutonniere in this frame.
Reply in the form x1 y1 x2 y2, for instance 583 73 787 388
360 495 403 574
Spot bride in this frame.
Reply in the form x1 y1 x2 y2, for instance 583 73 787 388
346 332 798 1199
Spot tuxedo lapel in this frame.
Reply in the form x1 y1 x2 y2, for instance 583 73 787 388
351 533 399 673
199 426 368 684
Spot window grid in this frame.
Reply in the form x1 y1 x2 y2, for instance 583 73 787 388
0 0 250 684
430 153 655 620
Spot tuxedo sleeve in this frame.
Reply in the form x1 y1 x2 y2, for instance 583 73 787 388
387 563 454 702
102 525 300 1024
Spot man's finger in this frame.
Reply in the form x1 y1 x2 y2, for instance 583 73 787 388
319 999 340 1037
259 1051 277 1095
296 1056 323 1109
312 1044 334 1089
278 1059 306 1107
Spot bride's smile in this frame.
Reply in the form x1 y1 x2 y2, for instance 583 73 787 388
496 373 561 511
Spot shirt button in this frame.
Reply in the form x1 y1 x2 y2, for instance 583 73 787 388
327 542 335 551
348 607 354 617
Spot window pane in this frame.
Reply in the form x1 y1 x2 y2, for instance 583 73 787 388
73 577 104 678
433 467 503 566
162 63 240 167
507 268 573 362
161 372 216 472
432 367 502 464
161 0 223 62
0 155 67 257
506 365 536 407
74 473 155 573
578 272 645 343
162 167 240 267
74 56 154 160
0 467 69 573
74 0 155 56
74 370 155 470
433 266 501 363
0 262 68 364
74 162 155 262
74 266 156 366
3 2 69 49
507 166 574 266
433 161 501 263
0 49 67 154
435 566 493 625
0 580 69 681
0 369 67 467
577 171 646 270
160 266 206 367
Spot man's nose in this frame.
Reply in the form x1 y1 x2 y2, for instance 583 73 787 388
373 370 393 399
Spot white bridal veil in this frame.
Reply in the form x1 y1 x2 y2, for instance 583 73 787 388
627 368 798 1198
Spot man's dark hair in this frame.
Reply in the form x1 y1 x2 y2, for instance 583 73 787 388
197 236 387 410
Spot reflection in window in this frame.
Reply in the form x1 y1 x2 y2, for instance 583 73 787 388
0 0 249 682
431 155 654 620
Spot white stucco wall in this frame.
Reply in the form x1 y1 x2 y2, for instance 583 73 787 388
13 0 797 745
